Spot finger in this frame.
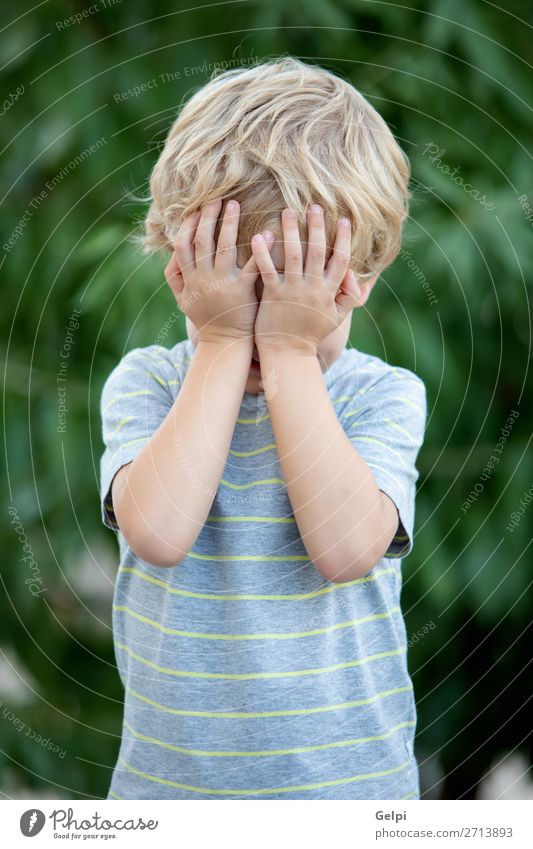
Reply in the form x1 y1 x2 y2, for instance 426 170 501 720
194 198 223 274
326 216 352 287
248 231 278 288
303 204 326 284
240 229 275 271
335 268 361 319
165 252 185 309
281 208 302 283
164 252 185 305
164 251 180 284
215 199 239 272
174 209 201 274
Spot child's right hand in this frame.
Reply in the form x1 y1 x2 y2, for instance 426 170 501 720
164 198 274 346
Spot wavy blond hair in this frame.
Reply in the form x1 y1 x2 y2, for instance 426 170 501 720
137 56 410 277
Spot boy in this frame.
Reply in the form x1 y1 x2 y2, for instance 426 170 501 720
100 57 427 800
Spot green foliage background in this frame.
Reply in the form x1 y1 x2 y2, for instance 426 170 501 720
1 0 531 800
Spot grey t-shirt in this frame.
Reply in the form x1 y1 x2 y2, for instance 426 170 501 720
99 339 427 799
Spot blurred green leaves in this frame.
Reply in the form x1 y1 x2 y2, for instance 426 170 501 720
1 0 531 800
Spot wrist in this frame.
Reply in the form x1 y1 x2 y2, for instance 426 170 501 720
196 338 254 365
256 338 318 359
198 330 254 350
194 336 255 378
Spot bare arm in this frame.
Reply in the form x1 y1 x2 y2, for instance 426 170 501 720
112 336 253 567
253 205 398 582
111 197 272 567
257 348 398 582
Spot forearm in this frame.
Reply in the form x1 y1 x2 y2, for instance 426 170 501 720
259 348 398 582
114 338 252 566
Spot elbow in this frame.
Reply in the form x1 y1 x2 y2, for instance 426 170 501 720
132 537 187 568
115 499 194 569
312 542 383 583
113 477 193 568
116 510 189 569
125 527 188 568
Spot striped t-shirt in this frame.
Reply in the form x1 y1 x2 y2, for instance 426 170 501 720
99 338 427 800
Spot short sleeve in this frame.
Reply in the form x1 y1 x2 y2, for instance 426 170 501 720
340 368 427 558
99 347 177 530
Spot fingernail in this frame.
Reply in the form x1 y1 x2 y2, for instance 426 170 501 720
252 233 264 243
227 200 238 210
309 204 322 214
284 209 297 219
262 230 273 240
340 217 351 227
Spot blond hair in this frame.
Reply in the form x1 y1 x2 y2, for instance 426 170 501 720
138 57 410 277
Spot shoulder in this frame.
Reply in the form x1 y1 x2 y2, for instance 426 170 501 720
101 339 193 404
328 347 426 410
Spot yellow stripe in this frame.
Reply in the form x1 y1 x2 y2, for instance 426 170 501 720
387 395 425 416
118 564 397 600
351 435 406 465
219 477 284 490
103 389 155 411
331 386 374 404
113 416 135 434
112 605 401 640
331 394 357 403
229 444 277 457
111 367 139 376
384 418 418 443
144 371 181 388
205 515 296 524
108 436 148 460
120 436 149 450
343 407 367 420
118 756 411 795
145 371 167 387
108 790 123 800
390 368 421 382
115 642 406 680
236 413 271 424
122 718 415 758
128 683 412 718
185 551 309 562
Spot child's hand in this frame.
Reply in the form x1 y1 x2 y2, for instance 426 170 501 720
164 198 273 345
251 206 360 355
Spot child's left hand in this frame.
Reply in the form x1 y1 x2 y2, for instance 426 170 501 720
251 205 361 356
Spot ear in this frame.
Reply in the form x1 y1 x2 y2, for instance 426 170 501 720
354 244 399 307
353 273 379 308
